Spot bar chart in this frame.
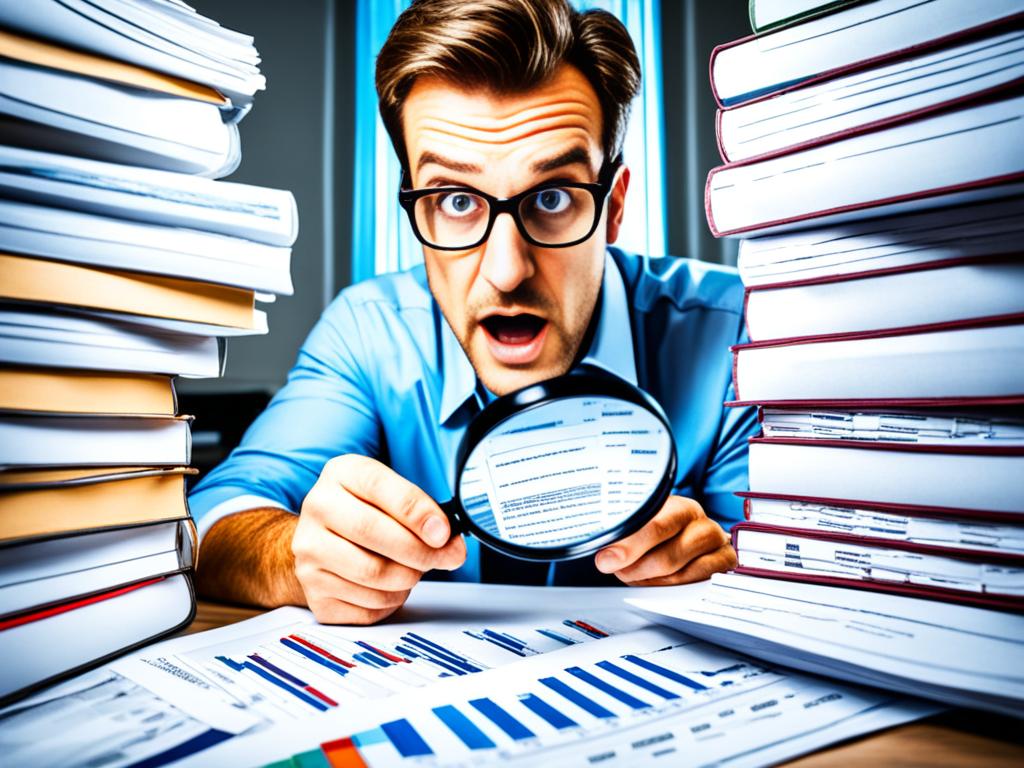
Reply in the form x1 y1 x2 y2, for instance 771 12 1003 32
263 627 926 767
173 610 641 726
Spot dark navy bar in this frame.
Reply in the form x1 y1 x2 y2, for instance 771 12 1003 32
536 629 577 645
539 676 615 719
241 662 327 711
623 655 708 691
433 705 496 750
381 719 433 757
596 660 679 700
567 666 650 709
403 633 481 673
469 698 536 741
519 693 577 730
248 654 306 687
279 638 350 677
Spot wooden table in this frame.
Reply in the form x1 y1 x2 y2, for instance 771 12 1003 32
190 601 1024 766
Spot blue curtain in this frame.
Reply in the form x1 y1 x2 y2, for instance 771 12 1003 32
351 0 666 283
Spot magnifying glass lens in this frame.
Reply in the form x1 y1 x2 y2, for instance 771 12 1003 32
457 394 673 552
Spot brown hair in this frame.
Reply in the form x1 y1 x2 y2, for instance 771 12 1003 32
375 0 641 169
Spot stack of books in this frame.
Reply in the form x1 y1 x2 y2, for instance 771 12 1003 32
0 3 296 704
706 0 1024 612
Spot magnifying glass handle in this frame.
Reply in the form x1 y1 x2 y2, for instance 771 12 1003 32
438 498 465 534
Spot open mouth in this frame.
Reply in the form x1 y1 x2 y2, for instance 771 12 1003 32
479 313 549 365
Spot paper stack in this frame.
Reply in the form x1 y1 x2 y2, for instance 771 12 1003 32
703 0 1024 611
0 2 296 705
619 0 1024 715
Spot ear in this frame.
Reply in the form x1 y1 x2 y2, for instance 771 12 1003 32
605 165 630 244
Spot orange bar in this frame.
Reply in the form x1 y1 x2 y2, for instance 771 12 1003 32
321 737 368 768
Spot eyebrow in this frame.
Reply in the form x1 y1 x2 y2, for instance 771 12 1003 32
416 152 481 174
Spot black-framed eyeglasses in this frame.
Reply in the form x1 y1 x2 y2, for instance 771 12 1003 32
398 154 622 251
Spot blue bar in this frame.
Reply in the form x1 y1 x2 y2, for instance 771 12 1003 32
501 631 527 645
596 661 679 700
248 654 306 687
623 655 708 691
403 634 481 673
353 652 389 669
129 728 234 768
353 642 394 665
519 693 577 730
381 719 433 757
395 645 420 659
539 677 615 719
485 629 525 650
469 698 536 741
566 667 650 710
536 629 577 645
433 705 495 750
240 662 327 711
216 656 244 672
280 638 349 677
467 631 526 657
399 645 467 676
563 620 603 639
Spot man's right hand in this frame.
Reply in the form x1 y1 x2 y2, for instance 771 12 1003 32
291 454 467 625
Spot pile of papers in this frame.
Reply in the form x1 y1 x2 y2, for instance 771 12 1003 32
0 1 296 704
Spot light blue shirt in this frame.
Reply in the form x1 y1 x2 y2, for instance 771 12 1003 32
189 248 758 585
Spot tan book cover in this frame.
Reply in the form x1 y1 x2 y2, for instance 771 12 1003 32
0 253 257 329
0 28 227 105
0 367 177 416
0 466 196 543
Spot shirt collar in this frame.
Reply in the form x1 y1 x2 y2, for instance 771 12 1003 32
437 250 637 426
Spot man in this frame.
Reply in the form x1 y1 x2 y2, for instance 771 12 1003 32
191 0 757 625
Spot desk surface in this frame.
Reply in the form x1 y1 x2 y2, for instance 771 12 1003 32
189 601 1024 767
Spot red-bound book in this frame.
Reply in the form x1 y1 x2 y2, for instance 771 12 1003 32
746 437 1024 516
717 28 1024 164
710 0 1023 108
743 258 1024 342
705 94 1024 238
0 573 195 706
730 521 1024 612
729 314 1024 407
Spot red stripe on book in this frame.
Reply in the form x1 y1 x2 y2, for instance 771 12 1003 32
0 577 164 631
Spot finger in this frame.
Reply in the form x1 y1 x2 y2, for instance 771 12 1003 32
624 543 737 587
614 516 728 584
294 525 423 592
595 496 703 574
306 594 402 626
324 490 465 572
297 565 411 612
327 455 452 548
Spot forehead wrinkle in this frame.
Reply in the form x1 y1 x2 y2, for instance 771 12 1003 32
412 96 599 134
416 114 596 147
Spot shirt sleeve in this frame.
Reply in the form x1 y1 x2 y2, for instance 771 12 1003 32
188 293 382 537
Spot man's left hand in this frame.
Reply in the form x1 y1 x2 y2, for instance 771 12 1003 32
594 496 736 585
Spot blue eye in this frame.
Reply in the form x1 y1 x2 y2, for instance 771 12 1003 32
532 188 571 214
438 192 481 217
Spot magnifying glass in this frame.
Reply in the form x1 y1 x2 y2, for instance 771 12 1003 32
441 371 677 562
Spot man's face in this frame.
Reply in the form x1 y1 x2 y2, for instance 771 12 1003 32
401 64 629 396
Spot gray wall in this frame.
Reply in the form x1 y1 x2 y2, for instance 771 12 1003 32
181 0 749 396
178 0 354 395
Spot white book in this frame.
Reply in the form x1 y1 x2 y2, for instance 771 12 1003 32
748 438 1024 513
0 307 224 378
0 520 194 617
0 573 195 704
0 145 298 247
737 197 1024 286
711 0 1024 106
719 29 1024 162
733 319 1024 403
0 199 293 295
0 0 263 112
743 496 1024 555
0 414 192 468
0 59 239 177
760 408 1024 445
745 261 1024 340
707 95 1024 237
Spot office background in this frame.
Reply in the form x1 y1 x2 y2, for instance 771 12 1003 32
181 0 749 464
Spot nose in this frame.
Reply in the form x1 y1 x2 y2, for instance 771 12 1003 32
479 211 535 293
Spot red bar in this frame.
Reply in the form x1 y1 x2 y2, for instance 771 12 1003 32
573 620 609 638
362 642 408 664
288 634 356 668
303 686 338 707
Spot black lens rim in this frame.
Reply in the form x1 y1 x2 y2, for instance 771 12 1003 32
449 370 678 562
